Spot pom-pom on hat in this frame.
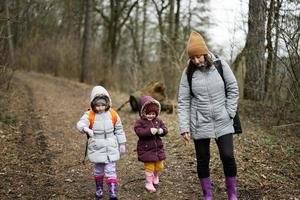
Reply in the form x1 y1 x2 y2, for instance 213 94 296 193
186 31 209 57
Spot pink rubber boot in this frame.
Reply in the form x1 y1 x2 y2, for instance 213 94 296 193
145 171 156 193
153 171 161 186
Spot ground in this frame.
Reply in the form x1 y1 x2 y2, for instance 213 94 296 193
0 71 299 200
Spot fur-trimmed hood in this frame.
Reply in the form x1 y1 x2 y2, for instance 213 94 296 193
139 95 161 117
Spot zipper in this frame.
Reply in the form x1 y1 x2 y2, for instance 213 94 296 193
205 70 216 138
151 120 159 158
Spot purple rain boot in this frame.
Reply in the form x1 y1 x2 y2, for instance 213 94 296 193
107 178 118 200
95 175 104 199
225 177 238 200
200 177 213 200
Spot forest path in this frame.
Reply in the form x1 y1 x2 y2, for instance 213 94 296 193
0 71 298 199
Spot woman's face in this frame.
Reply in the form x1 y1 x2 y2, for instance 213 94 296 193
190 55 205 67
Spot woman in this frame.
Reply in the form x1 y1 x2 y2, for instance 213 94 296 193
177 31 239 200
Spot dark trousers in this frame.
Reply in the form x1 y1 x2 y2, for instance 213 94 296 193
194 134 237 179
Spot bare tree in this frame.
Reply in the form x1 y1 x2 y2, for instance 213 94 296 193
5 0 14 64
95 0 138 87
80 0 93 82
264 0 275 97
243 0 267 100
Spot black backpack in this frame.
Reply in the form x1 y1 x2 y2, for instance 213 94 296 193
187 58 242 134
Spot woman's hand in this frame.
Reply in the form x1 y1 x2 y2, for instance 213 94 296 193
181 132 190 143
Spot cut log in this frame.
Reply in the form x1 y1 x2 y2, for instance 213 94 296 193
127 81 174 113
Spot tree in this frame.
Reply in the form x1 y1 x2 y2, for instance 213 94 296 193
80 0 93 82
5 0 14 64
243 0 267 100
95 0 138 86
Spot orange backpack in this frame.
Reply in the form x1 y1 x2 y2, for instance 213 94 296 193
88 108 118 129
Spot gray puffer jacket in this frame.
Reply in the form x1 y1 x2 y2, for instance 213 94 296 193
177 53 239 139
77 86 126 163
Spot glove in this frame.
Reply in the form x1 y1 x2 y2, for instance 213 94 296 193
158 128 164 135
83 127 94 137
150 128 158 135
119 144 126 155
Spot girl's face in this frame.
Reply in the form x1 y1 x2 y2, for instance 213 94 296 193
95 104 106 112
191 55 205 67
145 112 156 121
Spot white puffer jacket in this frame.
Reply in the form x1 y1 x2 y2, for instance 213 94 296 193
77 86 126 163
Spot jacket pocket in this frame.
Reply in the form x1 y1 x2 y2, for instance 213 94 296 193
88 138 106 153
196 110 210 126
215 106 230 122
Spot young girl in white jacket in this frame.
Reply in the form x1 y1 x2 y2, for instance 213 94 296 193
77 86 126 200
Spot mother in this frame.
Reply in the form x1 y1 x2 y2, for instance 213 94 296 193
177 31 239 200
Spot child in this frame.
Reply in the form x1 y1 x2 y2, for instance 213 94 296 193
133 95 168 193
77 86 126 200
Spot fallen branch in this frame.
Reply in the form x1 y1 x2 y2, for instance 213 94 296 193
116 99 129 111
272 122 300 128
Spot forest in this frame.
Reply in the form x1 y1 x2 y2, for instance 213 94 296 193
0 0 299 199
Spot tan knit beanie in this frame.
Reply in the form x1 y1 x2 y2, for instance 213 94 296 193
186 31 209 57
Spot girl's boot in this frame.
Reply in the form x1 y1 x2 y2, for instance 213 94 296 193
145 171 156 192
200 177 213 200
107 178 118 200
225 177 238 200
153 171 161 186
95 176 104 199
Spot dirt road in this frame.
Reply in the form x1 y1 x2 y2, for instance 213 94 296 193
0 71 298 199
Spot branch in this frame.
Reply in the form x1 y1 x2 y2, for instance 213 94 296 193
94 7 110 24
272 123 300 128
119 0 138 29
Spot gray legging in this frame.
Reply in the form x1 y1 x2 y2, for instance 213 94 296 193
194 133 237 178
94 162 117 179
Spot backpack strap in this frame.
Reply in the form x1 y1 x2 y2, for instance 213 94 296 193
88 110 95 129
88 108 117 129
108 108 117 127
214 59 228 97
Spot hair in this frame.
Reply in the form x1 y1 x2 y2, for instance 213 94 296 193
186 54 214 81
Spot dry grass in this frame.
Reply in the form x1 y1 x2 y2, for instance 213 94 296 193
0 71 299 199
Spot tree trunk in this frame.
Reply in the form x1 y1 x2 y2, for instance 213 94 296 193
80 0 93 82
128 81 174 113
243 0 266 101
270 0 282 105
5 0 14 64
174 0 180 48
264 0 275 98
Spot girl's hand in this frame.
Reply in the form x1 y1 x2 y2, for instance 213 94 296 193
158 128 164 135
83 127 94 137
150 128 158 135
119 144 126 155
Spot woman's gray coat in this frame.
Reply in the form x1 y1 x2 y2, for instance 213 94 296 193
177 54 239 139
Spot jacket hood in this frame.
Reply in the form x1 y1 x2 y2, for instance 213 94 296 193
139 95 161 117
208 51 220 62
90 86 112 107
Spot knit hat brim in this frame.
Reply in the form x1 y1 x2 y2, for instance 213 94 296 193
145 103 159 115
187 31 209 57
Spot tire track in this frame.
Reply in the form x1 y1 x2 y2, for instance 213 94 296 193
14 77 58 199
